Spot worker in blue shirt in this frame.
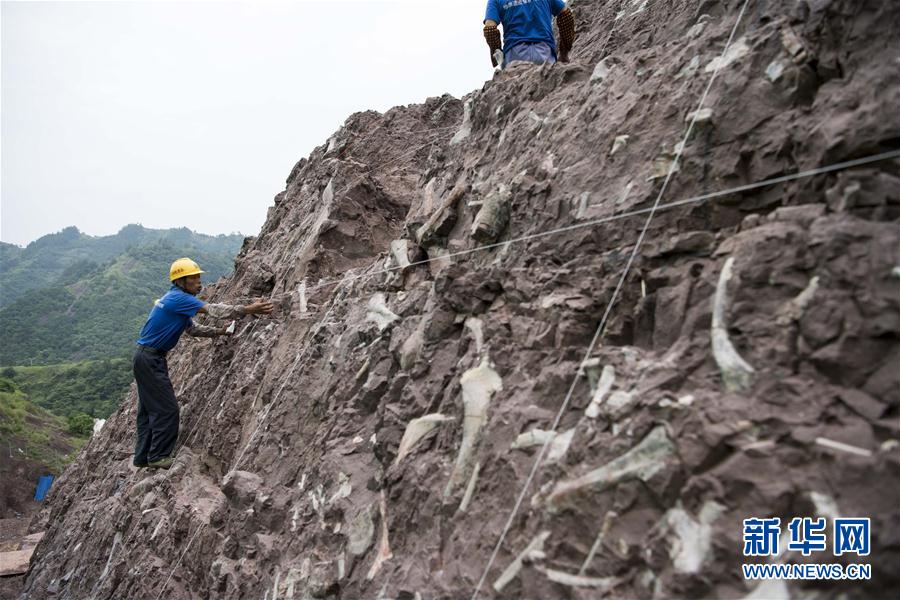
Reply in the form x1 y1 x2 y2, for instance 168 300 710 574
483 0 577 68
133 257 274 469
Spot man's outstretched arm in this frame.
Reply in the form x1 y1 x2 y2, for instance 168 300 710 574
557 7 576 62
187 299 274 337
198 300 274 319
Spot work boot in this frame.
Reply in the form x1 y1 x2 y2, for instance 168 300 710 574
147 457 174 470
134 463 148 469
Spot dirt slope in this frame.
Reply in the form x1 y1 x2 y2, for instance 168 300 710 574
21 1 899 598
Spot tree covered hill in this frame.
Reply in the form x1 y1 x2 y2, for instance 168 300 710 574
0 224 242 307
0 226 243 366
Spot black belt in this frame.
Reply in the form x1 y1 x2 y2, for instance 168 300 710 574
137 344 167 357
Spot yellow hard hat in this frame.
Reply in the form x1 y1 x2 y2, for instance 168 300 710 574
169 257 204 281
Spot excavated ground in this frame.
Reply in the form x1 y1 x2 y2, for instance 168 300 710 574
21 0 900 598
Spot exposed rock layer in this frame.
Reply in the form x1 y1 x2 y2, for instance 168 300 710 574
23 0 900 598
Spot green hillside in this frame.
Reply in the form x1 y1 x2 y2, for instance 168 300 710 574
0 224 242 308
0 229 243 365
0 377 85 478
3 361 132 419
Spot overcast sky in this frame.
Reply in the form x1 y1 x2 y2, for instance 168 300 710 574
1 0 490 247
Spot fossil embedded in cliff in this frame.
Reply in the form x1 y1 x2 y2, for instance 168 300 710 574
389 240 412 271
610 135 629 155
704 35 750 72
470 186 511 244
445 358 503 496
711 257 755 392
450 98 473 146
394 413 454 465
546 426 677 512
590 58 611 83
510 428 574 462
415 180 467 245
538 566 620 589
366 293 400 331
493 530 551 592
366 491 393 580
585 364 615 419
661 501 726 574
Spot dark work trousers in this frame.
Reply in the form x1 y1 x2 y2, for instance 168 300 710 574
132 346 179 465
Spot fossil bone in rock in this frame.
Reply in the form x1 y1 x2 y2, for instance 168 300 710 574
711 257 755 392
445 358 503 496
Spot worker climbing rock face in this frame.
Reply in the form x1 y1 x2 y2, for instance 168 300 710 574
132 257 274 470
483 0 576 68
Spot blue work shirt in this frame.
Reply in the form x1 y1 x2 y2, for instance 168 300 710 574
485 0 566 56
136 285 206 352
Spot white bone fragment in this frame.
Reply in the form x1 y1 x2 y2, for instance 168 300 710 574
711 257 755 392
610 135 629 155
777 276 819 325
585 365 615 418
329 472 352 503
765 60 786 82
366 492 393 580
539 567 619 589
647 155 680 181
892 266 900 278
510 428 573 462
617 181 634 204
808 491 840 521
705 36 750 73
548 428 575 462
579 511 616 575
366 293 399 331
590 58 611 83
337 556 345 580
298 473 307 491
97 532 122 584
814 437 872 458
464 317 485 355
882 439 899 451
575 191 591 219
605 390 635 415
450 98 473 145
663 501 725 573
493 531 551 592
547 426 675 512
678 394 695 406
352 435 364 444
579 357 602 390
389 240 411 270
394 414 454 465
445 358 503 495
225 320 236 335
511 428 556 450
685 108 713 124
296 280 308 313
458 461 480 513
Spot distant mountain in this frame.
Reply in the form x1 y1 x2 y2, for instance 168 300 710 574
0 224 242 307
0 226 244 365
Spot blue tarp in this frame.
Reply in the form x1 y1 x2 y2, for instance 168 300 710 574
34 475 54 501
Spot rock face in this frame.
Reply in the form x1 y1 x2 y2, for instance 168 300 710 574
22 1 900 598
